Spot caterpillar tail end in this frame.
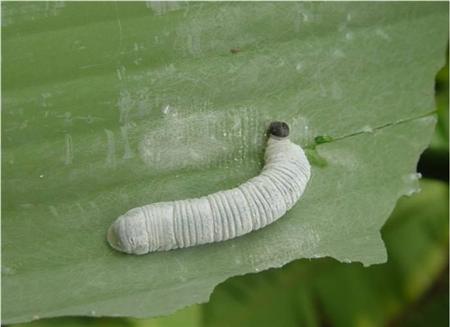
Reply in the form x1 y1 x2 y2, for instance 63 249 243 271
107 210 151 255
107 222 124 253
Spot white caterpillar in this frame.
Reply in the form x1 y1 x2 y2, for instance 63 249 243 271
107 122 311 255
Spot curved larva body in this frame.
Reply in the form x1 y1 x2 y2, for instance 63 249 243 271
107 134 311 255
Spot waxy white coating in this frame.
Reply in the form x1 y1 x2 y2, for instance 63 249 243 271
107 135 311 255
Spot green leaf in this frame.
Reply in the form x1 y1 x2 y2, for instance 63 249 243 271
2 2 448 323
203 179 449 327
11 317 135 327
431 58 449 152
11 306 201 327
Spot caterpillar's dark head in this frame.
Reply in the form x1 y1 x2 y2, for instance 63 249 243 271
268 121 290 139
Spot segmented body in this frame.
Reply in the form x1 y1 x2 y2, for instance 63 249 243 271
107 131 311 255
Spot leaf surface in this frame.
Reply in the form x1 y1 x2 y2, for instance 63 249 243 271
2 2 448 323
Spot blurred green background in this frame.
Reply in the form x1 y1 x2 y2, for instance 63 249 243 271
9 59 449 327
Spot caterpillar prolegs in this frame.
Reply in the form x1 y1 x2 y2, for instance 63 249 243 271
107 122 311 255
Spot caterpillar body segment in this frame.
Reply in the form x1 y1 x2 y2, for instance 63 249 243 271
107 122 311 255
